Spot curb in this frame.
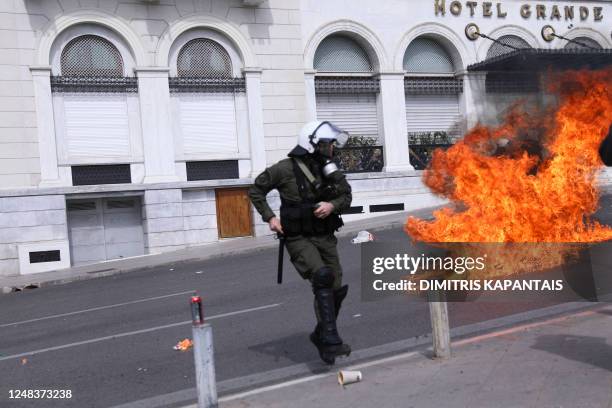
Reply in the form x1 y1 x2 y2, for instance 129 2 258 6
0 206 439 295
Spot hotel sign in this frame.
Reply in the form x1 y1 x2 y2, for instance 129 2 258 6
434 1 604 21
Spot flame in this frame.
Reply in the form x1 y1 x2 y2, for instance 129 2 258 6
173 338 193 351
405 69 612 277
406 69 612 243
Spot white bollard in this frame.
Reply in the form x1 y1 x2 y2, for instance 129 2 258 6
428 288 451 359
191 296 218 408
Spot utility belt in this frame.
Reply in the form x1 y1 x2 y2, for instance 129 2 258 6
280 199 344 237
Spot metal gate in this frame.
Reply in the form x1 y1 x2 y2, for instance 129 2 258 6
67 197 145 266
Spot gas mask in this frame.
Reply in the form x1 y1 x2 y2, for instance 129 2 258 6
314 141 342 180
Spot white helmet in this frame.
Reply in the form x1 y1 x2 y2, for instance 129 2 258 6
289 121 349 156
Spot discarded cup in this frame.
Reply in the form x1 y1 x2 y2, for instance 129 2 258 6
337 370 362 386
351 230 374 244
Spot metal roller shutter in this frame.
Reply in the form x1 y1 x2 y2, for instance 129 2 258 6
178 92 239 154
63 93 131 157
405 94 461 138
67 198 145 266
316 93 379 140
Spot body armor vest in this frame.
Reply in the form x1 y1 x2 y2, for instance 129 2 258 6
280 158 343 236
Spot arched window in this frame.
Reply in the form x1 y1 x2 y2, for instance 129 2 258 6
169 35 245 176
484 36 537 120
314 35 381 171
314 35 372 72
177 38 233 78
61 35 124 77
564 37 602 50
403 37 463 165
486 35 531 59
403 38 454 74
50 30 140 168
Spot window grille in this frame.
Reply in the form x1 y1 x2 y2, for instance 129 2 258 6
404 77 463 94
314 77 380 93
314 35 373 72
61 35 124 77
403 38 455 74
168 77 245 93
564 37 602 50
486 35 531 59
177 38 233 78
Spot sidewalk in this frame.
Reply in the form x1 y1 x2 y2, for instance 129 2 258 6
218 304 612 408
0 207 437 294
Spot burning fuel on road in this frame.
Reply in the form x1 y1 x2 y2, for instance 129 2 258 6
405 69 612 277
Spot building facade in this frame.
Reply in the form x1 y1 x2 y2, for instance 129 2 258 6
0 0 610 276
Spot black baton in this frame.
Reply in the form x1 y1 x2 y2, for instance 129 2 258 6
277 233 285 285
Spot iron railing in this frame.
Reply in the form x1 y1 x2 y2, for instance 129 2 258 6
408 132 454 170
336 145 384 173
409 144 452 170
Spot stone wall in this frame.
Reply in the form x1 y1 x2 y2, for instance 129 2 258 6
0 194 69 276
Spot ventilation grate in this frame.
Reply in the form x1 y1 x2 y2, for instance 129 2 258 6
72 164 131 186
370 203 405 213
67 201 97 211
343 206 364 214
186 160 239 181
29 250 61 264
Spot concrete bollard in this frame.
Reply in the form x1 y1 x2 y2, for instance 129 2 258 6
428 288 451 359
191 296 218 408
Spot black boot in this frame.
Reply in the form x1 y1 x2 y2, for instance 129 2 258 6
310 268 351 364
310 287 352 364
334 285 349 317
313 287 343 346
312 284 348 337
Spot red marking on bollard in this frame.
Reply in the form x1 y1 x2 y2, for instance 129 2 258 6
191 295 204 325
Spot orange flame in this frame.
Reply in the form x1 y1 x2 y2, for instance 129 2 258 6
406 69 612 244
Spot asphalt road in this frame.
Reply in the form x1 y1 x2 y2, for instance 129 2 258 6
0 194 610 408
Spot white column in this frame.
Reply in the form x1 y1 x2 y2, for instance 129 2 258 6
458 71 486 130
30 66 62 186
244 68 266 177
379 72 414 172
304 70 317 122
134 67 179 183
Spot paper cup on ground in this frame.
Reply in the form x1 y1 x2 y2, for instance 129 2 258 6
338 370 362 386
351 230 373 244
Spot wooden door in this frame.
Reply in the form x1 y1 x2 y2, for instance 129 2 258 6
216 188 253 238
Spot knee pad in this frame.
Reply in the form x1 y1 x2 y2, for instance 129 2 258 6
312 266 335 291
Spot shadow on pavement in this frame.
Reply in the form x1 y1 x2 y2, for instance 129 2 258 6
531 334 612 371
248 332 332 374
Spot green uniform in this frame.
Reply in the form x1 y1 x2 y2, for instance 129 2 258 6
249 156 352 289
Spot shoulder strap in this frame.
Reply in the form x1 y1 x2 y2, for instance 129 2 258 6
293 157 317 186
291 158 310 202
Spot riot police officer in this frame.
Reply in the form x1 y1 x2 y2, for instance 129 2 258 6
248 121 352 364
